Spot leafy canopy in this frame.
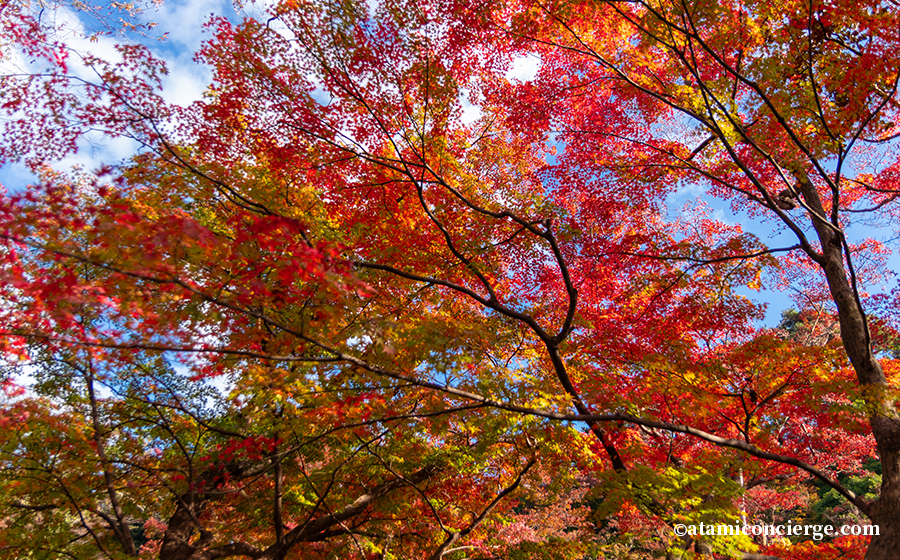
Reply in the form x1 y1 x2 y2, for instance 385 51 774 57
0 0 898 559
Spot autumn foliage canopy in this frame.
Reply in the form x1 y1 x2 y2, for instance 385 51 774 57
0 0 899 559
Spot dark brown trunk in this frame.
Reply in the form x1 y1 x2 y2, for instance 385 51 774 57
159 491 210 560
864 415 900 559
793 171 900 559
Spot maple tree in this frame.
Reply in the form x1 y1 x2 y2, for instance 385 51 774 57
1 0 899 559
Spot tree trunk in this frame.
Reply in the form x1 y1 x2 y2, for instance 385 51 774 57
864 414 900 559
793 172 900 559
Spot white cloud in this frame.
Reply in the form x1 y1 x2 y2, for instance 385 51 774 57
506 54 540 82
53 132 140 173
365 0 382 15
139 0 227 108
459 88 483 125
160 64 210 107
0 38 26 75
54 7 125 77
146 0 230 53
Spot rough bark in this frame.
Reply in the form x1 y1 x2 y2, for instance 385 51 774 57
790 170 900 559
159 463 441 560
